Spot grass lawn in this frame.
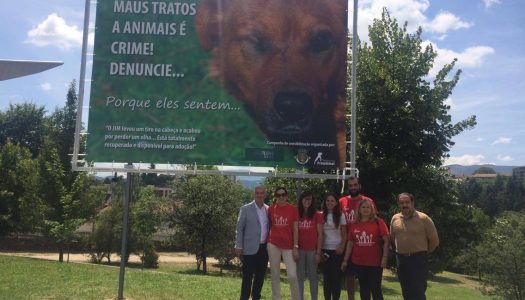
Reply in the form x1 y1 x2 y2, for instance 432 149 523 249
0 255 491 300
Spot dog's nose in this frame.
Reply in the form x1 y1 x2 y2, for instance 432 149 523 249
274 91 313 122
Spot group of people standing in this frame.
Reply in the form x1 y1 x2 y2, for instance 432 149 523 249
235 177 439 300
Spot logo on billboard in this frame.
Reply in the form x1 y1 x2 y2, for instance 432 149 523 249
294 149 311 165
313 152 335 166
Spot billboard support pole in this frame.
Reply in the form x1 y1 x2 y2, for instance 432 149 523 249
350 0 358 177
73 0 91 168
296 169 303 202
117 164 133 300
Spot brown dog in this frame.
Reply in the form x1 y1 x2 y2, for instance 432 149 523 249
195 0 347 168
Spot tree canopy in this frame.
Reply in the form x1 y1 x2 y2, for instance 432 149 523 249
343 9 478 273
168 175 249 273
473 166 497 174
0 103 47 157
354 9 476 206
477 211 525 300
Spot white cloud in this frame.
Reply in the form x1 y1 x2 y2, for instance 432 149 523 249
445 94 499 112
40 82 52 91
25 13 82 50
423 41 495 76
483 0 501 8
426 42 495 68
476 137 484 142
424 11 472 34
497 154 513 162
354 1 491 77
491 137 511 145
446 154 485 165
355 0 471 43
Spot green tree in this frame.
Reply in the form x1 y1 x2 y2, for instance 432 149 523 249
0 141 42 236
482 175 506 217
349 9 476 272
459 175 525 217
458 178 483 206
507 175 525 212
131 186 163 268
39 141 96 262
264 174 339 208
473 166 496 174
38 141 68 261
477 211 525 299
0 103 47 157
87 182 123 264
37 81 91 262
450 207 491 279
72 174 108 230
354 9 476 205
168 175 248 273
46 80 79 186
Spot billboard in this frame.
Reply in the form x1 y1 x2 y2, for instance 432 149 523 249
87 0 348 169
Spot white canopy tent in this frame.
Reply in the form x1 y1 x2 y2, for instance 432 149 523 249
0 59 63 81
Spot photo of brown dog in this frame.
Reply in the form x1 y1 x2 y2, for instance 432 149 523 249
195 0 348 168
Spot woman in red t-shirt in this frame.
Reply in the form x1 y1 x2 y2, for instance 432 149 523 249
297 191 323 300
341 199 389 300
268 186 300 300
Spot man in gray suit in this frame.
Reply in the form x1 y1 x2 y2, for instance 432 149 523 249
235 185 270 300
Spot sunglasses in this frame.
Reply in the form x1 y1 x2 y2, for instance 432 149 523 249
275 193 287 197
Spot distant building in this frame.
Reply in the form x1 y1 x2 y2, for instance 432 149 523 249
513 166 525 181
463 173 512 181
470 173 499 180
154 187 174 198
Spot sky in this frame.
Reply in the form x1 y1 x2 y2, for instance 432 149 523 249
1 0 524 167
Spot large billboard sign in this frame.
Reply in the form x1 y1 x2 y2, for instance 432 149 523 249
87 0 348 169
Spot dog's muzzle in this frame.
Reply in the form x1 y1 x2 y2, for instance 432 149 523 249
272 91 314 134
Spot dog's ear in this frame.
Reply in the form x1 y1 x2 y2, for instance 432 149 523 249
195 0 225 51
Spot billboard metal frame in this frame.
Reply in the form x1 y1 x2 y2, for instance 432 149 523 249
72 0 358 180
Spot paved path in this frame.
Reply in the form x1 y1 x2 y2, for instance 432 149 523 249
0 251 218 264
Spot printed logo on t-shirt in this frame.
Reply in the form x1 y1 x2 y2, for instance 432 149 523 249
355 231 374 246
274 216 289 227
299 219 313 229
347 210 356 223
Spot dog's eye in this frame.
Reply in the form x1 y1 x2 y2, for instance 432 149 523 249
249 36 269 54
240 32 270 56
310 31 334 53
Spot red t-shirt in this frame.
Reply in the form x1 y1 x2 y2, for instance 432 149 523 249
348 218 389 267
339 195 378 224
268 203 299 249
298 211 324 251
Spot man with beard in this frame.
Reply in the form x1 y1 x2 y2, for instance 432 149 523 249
390 192 439 300
339 177 378 300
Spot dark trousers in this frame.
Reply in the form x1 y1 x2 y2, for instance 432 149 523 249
322 249 343 300
355 265 384 300
396 253 428 300
240 243 269 300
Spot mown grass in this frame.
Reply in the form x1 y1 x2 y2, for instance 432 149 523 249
0 255 491 300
